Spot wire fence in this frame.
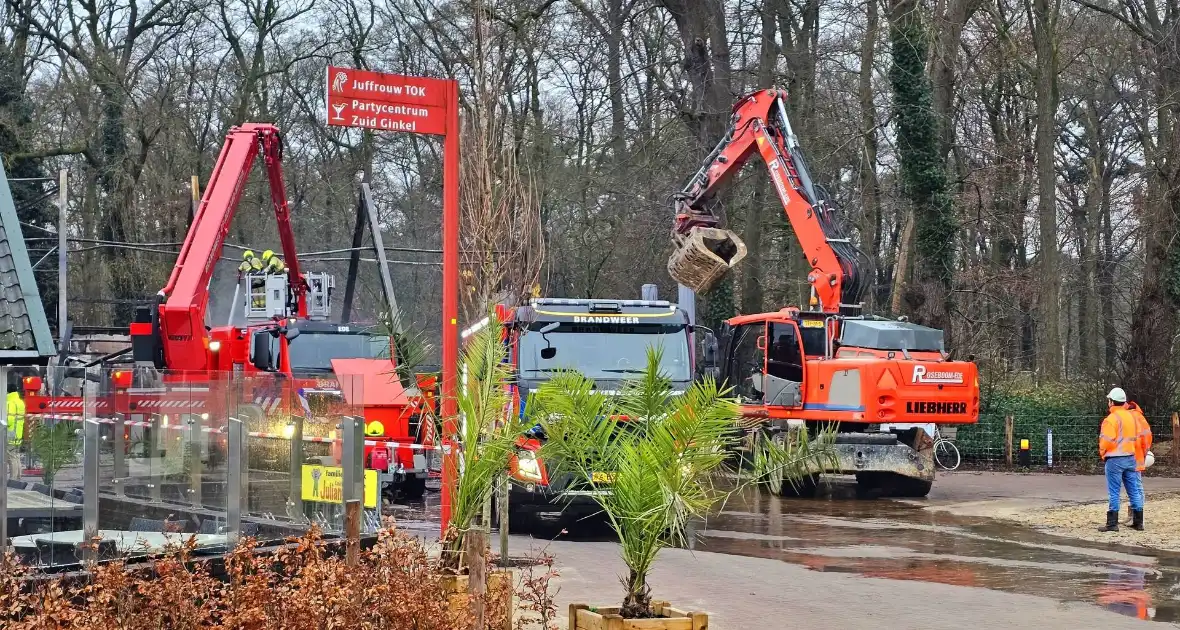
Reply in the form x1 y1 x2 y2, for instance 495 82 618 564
952 413 1175 466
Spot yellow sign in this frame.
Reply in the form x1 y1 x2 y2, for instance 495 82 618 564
801 319 825 328
591 471 616 484
301 465 379 508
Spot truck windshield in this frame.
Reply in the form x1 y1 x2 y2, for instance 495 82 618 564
287 332 389 371
519 322 691 381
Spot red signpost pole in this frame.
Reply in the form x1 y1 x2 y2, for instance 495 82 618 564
439 79 461 537
324 65 460 538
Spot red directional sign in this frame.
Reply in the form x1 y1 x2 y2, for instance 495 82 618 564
325 64 461 540
327 95 447 135
326 66 449 135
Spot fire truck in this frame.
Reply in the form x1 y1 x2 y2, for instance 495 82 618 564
471 296 695 527
668 89 980 497
23 123 433 501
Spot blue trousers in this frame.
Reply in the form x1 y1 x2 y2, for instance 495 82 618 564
1105 455 1144 511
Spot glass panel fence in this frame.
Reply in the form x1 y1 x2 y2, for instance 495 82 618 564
8 365 88 566
5 362 384 568
242 371 371 538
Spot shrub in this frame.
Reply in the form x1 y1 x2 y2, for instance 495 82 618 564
0 526 531 629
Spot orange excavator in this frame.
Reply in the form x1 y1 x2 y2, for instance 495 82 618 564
669 89 979 497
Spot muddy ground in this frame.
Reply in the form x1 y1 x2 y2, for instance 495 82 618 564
1001 490 1180 551
392 471 1180 628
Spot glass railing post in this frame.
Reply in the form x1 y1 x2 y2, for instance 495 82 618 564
113 411 126 497
288 414 303 521
342 415 363 565
82 416 100 564
148 413 162 503
188 413 204 509
227 415 243 547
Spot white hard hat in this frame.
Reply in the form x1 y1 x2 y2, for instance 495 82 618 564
1146 451 1156 468
1107 387 1127 403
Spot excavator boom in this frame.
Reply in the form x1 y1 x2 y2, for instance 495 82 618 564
670 89 867 313
158 123 307 371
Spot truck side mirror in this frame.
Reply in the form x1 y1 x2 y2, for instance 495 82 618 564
251 330 274 371
702 332 718 366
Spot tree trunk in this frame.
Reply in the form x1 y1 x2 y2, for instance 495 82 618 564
930 0 983 159
889 0 955 332
659 0 735 321
740 0 779 315
606 0 626 158
858 0 883 310
1029 0 1061 379
620 567 652 618
890 208 913 315
1125 80 1180 410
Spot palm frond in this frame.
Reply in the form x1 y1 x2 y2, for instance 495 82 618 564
748 422 840 494
530 346 742 616
440 310 529 571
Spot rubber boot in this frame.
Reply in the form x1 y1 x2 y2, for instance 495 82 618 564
1132 509 1144 531
1099 510 1119 532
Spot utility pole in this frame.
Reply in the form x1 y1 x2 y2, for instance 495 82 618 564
57 169 67 349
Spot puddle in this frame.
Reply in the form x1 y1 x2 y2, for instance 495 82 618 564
690 489 1180 623
392 481 1180 622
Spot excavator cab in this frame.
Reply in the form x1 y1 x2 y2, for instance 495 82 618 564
719 317 806 409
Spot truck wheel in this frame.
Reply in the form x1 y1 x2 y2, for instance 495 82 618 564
893 477 933 498
857 473 932 498
492 499 533 534
400 476 427 500
780 474 818 498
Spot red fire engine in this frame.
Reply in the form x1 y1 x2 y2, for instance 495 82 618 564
23 123 435 500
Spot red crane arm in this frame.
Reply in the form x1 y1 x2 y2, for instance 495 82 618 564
673 89 864 314
159 123 307 371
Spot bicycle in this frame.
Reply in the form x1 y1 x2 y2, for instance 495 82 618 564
933 425 961 471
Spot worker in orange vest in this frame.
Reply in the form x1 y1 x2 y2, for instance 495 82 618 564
1098 387 1152 532
1118 401 1156 528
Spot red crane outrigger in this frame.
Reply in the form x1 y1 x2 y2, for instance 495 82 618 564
669 88 978 497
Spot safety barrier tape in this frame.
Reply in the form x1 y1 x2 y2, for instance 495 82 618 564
27 413 446 452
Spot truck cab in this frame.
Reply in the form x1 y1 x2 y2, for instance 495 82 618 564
493 297 694 526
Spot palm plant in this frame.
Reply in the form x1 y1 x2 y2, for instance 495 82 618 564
529 348 735 617
747 422 839 496
439 312 528 572
28 421 79 486
532 347 837 618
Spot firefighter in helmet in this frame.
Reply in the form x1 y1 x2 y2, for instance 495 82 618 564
241 250 265 309
262 250 286 275
239 249 263 274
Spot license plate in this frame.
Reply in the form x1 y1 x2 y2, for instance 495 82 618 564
591 472 616 484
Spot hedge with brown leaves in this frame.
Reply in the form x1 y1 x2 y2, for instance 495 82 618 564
0 527 535 630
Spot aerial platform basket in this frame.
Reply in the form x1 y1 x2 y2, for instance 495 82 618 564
668 226 747 293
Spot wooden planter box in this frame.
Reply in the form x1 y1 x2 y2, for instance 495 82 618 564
569 601 708 630
441 569 513 630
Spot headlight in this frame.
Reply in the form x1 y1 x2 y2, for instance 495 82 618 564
515 449 542 481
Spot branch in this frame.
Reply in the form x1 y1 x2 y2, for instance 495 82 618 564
1070 0 1156 42
9 143 88 161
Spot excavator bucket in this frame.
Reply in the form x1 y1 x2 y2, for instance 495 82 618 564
668 226 747 293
